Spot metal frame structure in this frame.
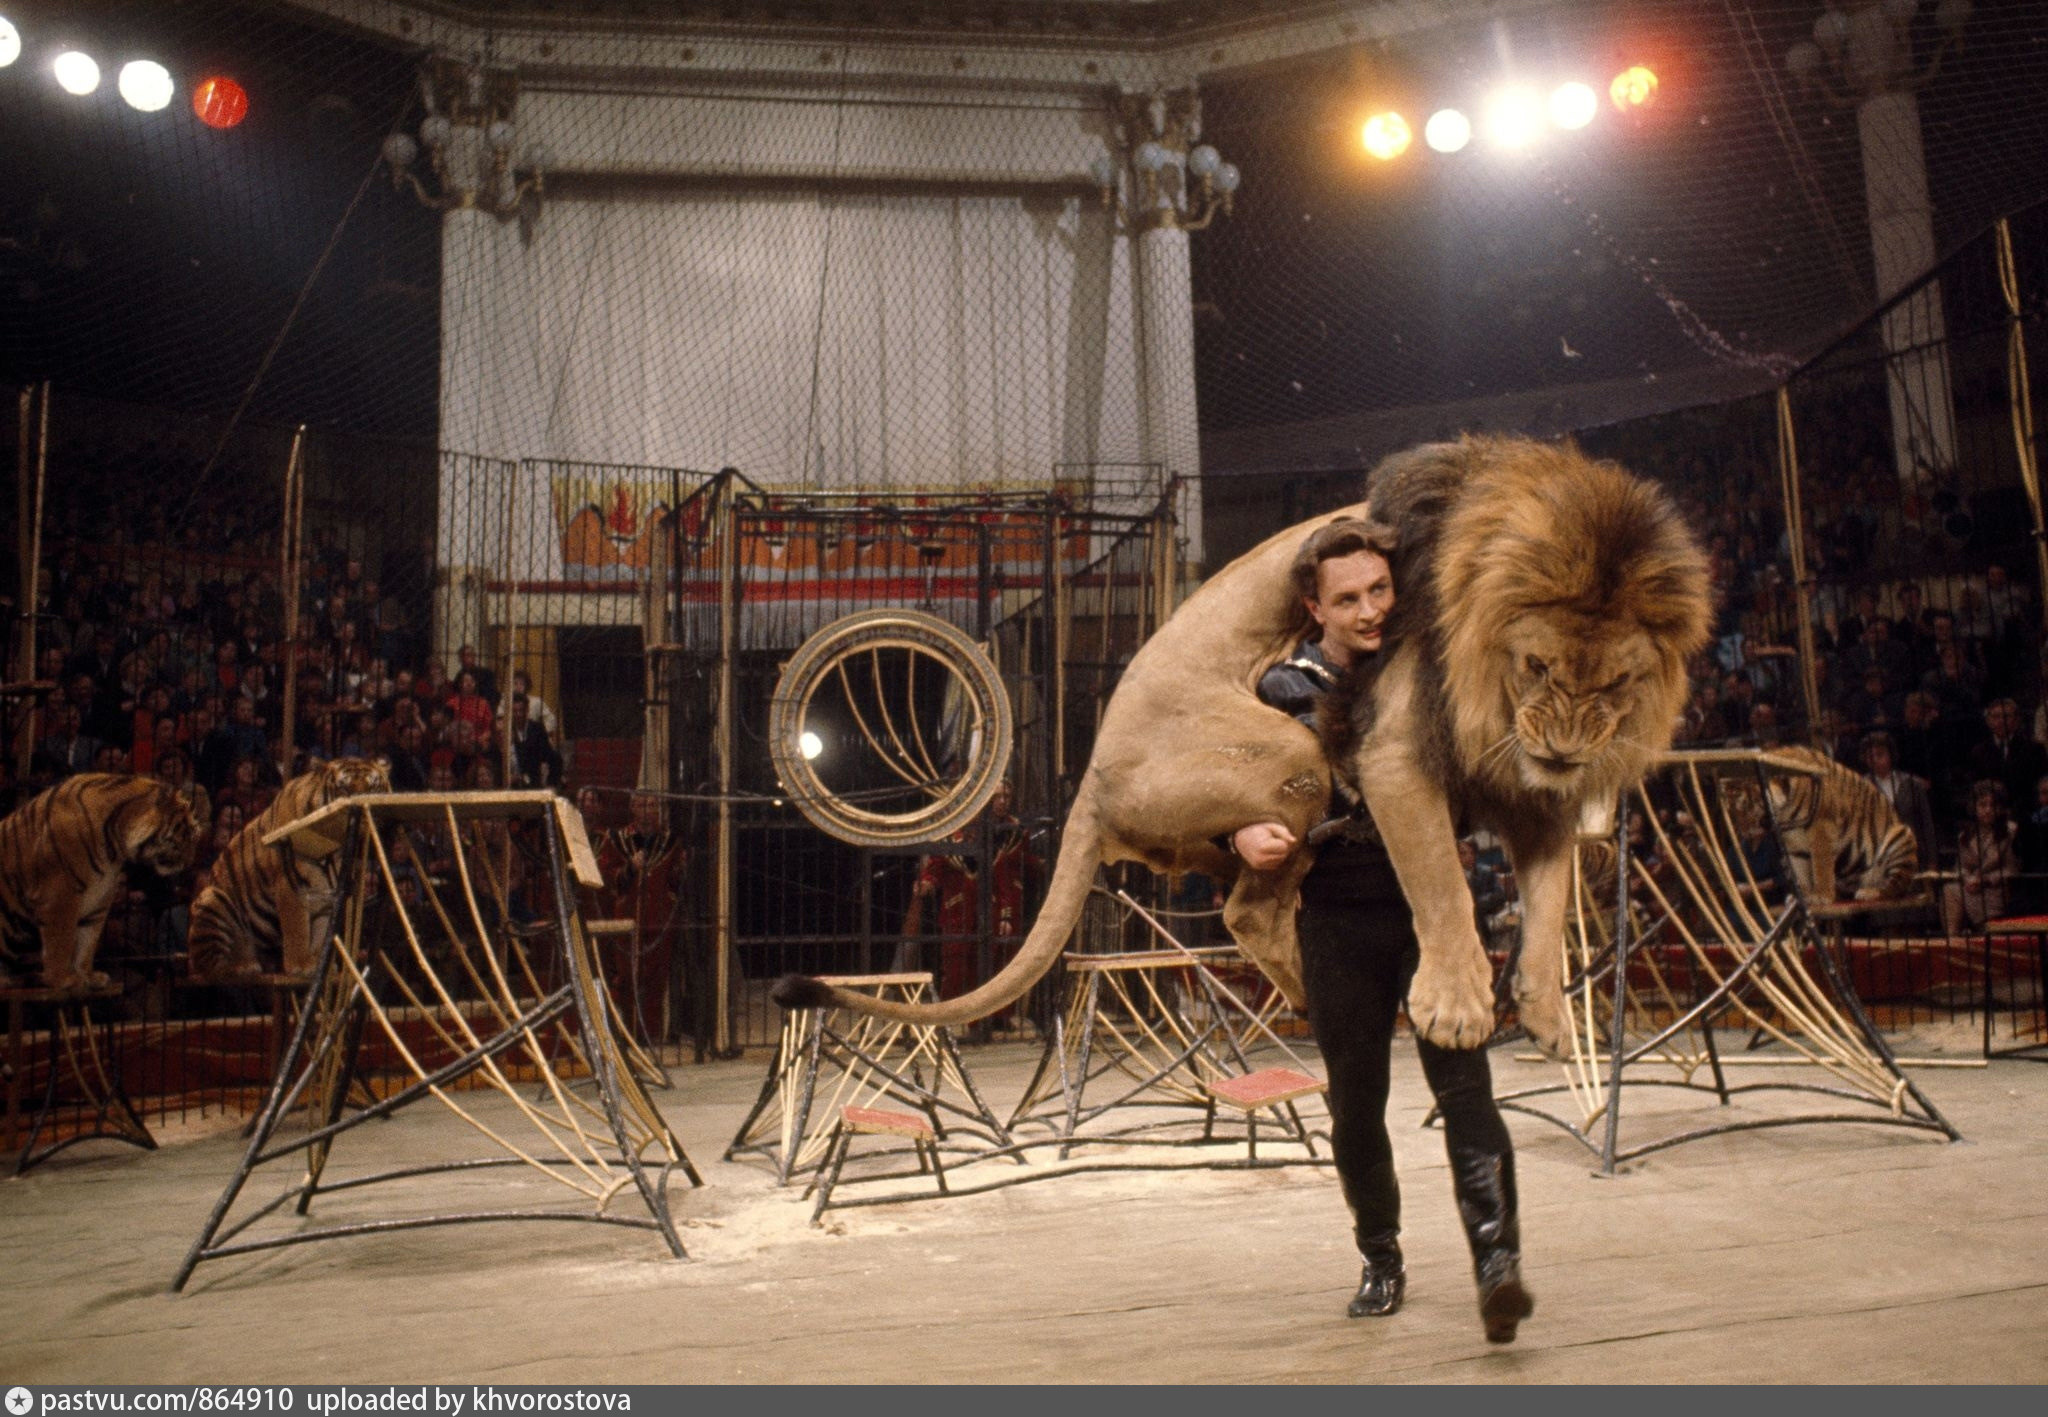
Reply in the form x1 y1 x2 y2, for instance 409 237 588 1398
1483 750 1960 1175
1008 891 1326 1166
5 983 157 1175
173 791 698 1291
723 972 1011 1183
1980 917 2048 1063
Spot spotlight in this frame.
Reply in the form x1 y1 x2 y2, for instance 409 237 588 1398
0 17 20 69
1610 65 1659 111
1549 81 1597 130
799 730 824 762
1482 85 1544 149
1424 108 1472 154
52 49 99 96
191 75 249 129
117 59 174 112
1361 111 1411 161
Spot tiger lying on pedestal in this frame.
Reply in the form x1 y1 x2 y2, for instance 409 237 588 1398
1730 745 1919 904
186 757 391 982
0 774 203 990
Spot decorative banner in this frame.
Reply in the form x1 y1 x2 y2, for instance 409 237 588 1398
547 474 1096 593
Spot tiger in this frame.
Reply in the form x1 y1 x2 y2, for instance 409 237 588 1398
1724 746 1919 905
186 757 391 983
0 773 203 990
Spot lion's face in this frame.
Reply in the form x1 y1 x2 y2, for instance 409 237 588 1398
1498 611 1671 796
1421 439 1712 809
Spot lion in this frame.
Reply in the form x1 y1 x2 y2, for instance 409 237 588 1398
774 436 1711 1058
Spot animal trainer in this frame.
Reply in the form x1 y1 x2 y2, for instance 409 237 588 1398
777 435 1712 1341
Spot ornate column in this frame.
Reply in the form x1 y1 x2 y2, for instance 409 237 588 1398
1789 0 1971 495
381 55 547 663
1092 89 1241 570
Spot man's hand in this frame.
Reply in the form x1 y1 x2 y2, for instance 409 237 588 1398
1232 821 1298 871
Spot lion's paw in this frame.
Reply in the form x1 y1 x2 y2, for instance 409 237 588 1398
1514 978 1571 1062
1407 948 1497 1051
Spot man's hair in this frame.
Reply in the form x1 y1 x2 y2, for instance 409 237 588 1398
1862 730 1894 759
1289 517 1390 602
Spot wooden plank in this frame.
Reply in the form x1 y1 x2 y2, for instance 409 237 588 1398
266 790 563 850
841 1105 935 1139
551 797 605 890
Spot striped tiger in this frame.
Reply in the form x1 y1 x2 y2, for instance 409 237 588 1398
186 757 391 983
0 773 203 990
1745 746 1919 905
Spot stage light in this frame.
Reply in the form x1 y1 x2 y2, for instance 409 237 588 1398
0 17 20 69
1482 86 1544 149
1424 108 1471 154
117 59 173 112
1610 65 1659 111
52 50 99 96
1549 81 1597 130
1361 111 1411 161
799 730 823 762
191 75 249 129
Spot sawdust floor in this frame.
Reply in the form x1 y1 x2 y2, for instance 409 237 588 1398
3 1033 2044 1384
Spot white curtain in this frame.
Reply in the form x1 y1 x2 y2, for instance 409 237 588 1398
438 189 1142 489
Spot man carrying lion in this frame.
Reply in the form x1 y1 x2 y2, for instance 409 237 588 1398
1232 520 1530 1341
778 436 1711 1345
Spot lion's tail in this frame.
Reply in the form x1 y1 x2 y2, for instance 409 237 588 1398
771 777 1102 1026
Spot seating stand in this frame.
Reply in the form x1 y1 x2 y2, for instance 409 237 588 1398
725 972 1010 1183
5 982 156 1175
802 1105 949 1223
173 792 697 1292
1202 1067 1328 1166
1009 943 1323 1163
1472 752 1960 1175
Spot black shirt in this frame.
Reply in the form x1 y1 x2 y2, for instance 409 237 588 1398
1254 639 1404 906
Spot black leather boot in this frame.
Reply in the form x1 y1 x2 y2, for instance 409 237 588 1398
1451 1147 1534 1344
1347 1231 1406 1318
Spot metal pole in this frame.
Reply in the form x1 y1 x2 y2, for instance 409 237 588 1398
13 384 49 777
1995 219 2048 607
1775 388 1824 739
714 471 738 1055
278 426 306 780
502 468 518 786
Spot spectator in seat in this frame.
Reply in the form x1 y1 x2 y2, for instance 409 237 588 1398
388 722 432 793
1967 698 2048 816
446 668 495 744
1862 731 1936 870
2015 774 2048 913
215 755 275 823
509 694 562 787
1920 642 1984 723
455 645 498 707
1943 780 2020 937
220 693 269 766
153 747 211 840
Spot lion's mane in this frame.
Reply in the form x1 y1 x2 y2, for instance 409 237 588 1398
1325 436 1712 830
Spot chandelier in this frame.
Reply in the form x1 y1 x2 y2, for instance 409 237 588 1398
381 55 547 221
1089 89 1241 235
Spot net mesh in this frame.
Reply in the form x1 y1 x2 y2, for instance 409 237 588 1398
5 0 2048 1053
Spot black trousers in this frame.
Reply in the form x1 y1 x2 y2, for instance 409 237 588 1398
1298 845 1512 1253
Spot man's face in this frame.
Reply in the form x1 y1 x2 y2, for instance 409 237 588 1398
1307 549 1394 666
1867 743 1893 776
1457 841 1477 871
1988 702 2016 737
